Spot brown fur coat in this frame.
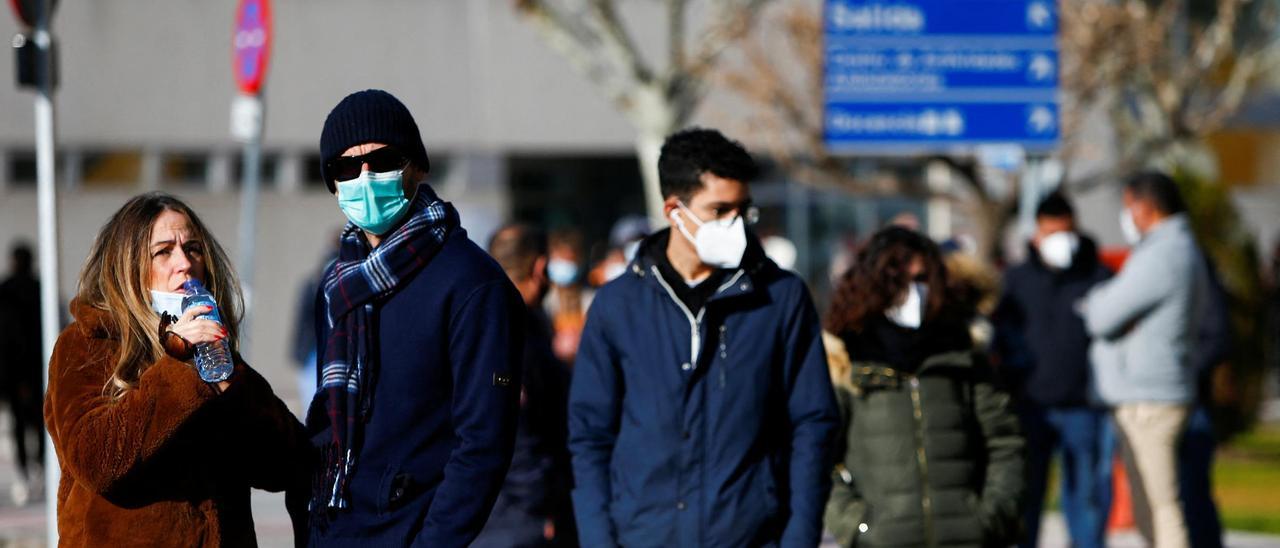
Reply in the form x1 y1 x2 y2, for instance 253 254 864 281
44 299 312 547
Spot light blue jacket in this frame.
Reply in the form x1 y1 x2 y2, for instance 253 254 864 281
1083 215 1207 405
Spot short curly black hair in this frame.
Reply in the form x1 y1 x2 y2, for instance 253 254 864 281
658 128 758 201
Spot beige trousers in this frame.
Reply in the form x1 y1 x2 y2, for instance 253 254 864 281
1115 402 1191 548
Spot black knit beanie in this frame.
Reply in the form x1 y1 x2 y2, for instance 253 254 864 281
320 89 431 192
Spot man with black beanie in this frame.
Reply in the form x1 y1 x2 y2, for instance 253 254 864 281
304 89 524 547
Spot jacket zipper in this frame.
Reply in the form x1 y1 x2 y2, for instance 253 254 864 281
908 376 937 547
651 266 706 365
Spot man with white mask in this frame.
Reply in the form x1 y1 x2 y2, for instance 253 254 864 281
993 192 1114 548
1083 171 1208 548
568 128 838 547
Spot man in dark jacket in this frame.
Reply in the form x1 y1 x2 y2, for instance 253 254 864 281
475 223 576 548
993 193 1112 548
568 128 838 548
306 89 523 547
0 242 44 505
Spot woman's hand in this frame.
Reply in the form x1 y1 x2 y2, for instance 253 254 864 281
161 305 227 363
168 305 227 346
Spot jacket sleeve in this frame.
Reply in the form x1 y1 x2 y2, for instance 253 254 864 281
780 285 840 548
1082 245 1176 339
220 360 315 548
567 297 623 548
222 361 312 492
824 385 868 548
990 273 1033 390
44 327 219 495
414 280 524 548
971 357 1025 544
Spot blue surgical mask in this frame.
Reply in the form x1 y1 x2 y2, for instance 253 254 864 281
547 258 579 286
336 169 412 235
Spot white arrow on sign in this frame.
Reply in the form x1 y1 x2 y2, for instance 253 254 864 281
942 109 965 136
1028 54 1055 81
1028 106 1056 134
1027 2 1052 29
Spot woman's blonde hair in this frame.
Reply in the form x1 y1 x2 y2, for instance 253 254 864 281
76 192 243 399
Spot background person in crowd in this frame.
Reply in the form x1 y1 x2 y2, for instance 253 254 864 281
475 223 576 548
0 242 45 506
545 229 592 364
992 192 1113 548
823 226 1024 548
1083 171 1208 548
43 192 311 546
587 216 651 287
1176 257 1231 548
290 235 339 418
940 241 1000 353
307 89 524 547
568 128 837 547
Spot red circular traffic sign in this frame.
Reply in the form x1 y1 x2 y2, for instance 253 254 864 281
232 0 271 95
8 0 58 27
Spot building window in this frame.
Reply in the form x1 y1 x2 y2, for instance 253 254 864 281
162 152 209 188
7 149 74 187
231 151 279 188
81 149 143 188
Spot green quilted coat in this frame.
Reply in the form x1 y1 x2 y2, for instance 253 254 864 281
823 326 1024 548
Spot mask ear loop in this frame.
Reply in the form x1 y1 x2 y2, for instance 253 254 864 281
670 208 699 245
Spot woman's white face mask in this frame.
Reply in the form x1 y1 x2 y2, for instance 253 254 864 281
886 282 928 329
150 290 186 317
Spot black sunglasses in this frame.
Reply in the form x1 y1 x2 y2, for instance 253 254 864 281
326 146 409 183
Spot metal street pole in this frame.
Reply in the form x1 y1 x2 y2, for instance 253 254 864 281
31 0 61 544
235 97 262 358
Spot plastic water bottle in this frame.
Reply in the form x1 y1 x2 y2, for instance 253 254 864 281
180 279 234 383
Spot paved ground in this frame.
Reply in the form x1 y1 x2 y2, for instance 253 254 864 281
3 408 1279 547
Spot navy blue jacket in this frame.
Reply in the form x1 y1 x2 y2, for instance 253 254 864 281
307 228 524 548
569 231 838 548
993 236 1111 408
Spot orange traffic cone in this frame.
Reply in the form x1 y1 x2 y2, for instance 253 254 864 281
1108 454 1135 531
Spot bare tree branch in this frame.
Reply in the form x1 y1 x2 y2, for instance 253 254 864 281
516 0 638 106
667 0 689 72
588 0 656 85
685 0 771 78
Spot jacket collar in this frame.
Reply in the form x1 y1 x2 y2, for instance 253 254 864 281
1137 213 1191 247
69 298 121 340
627 228 773 302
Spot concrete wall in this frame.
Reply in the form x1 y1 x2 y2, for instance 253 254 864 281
0 0 684 153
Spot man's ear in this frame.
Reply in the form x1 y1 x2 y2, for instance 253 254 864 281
532 255 549 283
662 196 681 222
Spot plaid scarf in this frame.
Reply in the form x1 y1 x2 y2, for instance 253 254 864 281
314 188 458 511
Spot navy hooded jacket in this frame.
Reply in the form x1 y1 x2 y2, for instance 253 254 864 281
568 230 838 548
306 226 524 548
993 236 1111 408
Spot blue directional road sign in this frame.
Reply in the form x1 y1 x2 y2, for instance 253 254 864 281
823 0 1060 152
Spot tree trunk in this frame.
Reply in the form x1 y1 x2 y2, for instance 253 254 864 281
628 84 689 225
636 130 668 225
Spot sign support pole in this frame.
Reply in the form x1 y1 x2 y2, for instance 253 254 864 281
236 100 262 352
230 0 270 360
31 0 61 543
